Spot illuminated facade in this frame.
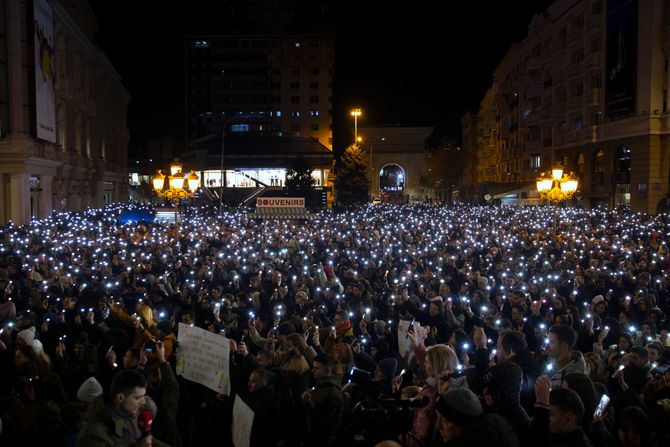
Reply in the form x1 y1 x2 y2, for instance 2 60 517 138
0 0 129 224
463 0 670 213
358 126 433 203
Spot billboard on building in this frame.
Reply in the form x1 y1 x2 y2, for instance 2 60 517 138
34 0 56 143
605 0 637 120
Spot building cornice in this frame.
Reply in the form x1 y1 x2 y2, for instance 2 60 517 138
52 2 130 102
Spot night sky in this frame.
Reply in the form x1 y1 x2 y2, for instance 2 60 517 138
88 0 555 154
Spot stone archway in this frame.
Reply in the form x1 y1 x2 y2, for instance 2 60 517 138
379 163 405 203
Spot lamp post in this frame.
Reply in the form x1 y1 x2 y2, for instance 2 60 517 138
351 108 362 145
152 160 200 226
536 164 579 234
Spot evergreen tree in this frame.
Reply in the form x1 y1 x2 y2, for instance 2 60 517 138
284 155 317 199
335 144 369 205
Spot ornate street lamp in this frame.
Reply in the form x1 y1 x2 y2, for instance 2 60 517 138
152 161 200 225
536 164 579 234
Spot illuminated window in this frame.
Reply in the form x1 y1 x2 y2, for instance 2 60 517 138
530 154 541 168
230 124 249 132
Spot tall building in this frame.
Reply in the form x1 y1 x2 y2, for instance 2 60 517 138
463 0 670 213
186 34 334 150
0 0 129 224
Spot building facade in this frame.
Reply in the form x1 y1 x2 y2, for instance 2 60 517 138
0 0 129 225
187 34 334 150
463 0 670 213
358 126 432 203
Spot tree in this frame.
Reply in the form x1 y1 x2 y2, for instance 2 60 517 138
335 143 369 205
285 156 317 199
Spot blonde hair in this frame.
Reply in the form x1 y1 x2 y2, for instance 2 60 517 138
425 344 458 377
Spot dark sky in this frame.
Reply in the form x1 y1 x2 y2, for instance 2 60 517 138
88 0 555 153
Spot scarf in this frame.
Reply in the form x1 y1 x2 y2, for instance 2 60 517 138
336 320 353 338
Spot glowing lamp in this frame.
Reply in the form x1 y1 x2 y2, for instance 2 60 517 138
152 170 165 192
169 160 183 177
551 165 564 181
169 175 184 190
187 170 200 191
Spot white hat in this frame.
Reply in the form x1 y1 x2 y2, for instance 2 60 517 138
31 339 44 356
17 327 36 346
77 377 103 403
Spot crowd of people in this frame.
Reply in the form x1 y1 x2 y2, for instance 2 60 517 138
0 203 669 447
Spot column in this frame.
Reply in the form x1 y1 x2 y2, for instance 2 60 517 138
9 173 30 225
93 179 104 208
38 175 53 218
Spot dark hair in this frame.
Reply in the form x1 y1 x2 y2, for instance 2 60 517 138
629 346 648 362
549 326 576 349
618 406 651 445
257 349 275 364
285 333 306 353
498 330 528 354
561 373 596 428
550 388 584 426
111 369 147 397
251 367 276 387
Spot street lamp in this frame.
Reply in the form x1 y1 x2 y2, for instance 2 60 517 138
351 108 362 145
152 160 200 225
536 164 579 234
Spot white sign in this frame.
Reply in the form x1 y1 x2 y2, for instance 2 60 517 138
232 395 255 447
33 0 56 143
176 323 231 394
256 197 305 207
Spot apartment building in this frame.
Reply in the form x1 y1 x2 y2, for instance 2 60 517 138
463 0 669 213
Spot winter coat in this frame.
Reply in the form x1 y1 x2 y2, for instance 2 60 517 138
76 396 170 447
244 387 283 447
444 413 520 447
305 374 343 446
532 406 594 447
152 362 180 446
550 355 587 387
407 383 438 447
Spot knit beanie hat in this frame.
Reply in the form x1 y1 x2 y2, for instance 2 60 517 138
31 339 44 356
372 320 387 337
17 326 36 346
435 388 484 427
77 376 103 402
377 357 398 381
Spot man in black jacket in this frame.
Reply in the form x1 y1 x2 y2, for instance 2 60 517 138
473 328 538 413
532 377 593 447
244 368 282 447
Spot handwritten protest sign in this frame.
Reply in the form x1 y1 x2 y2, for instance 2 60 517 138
232 395 255 447
176 323 231 394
